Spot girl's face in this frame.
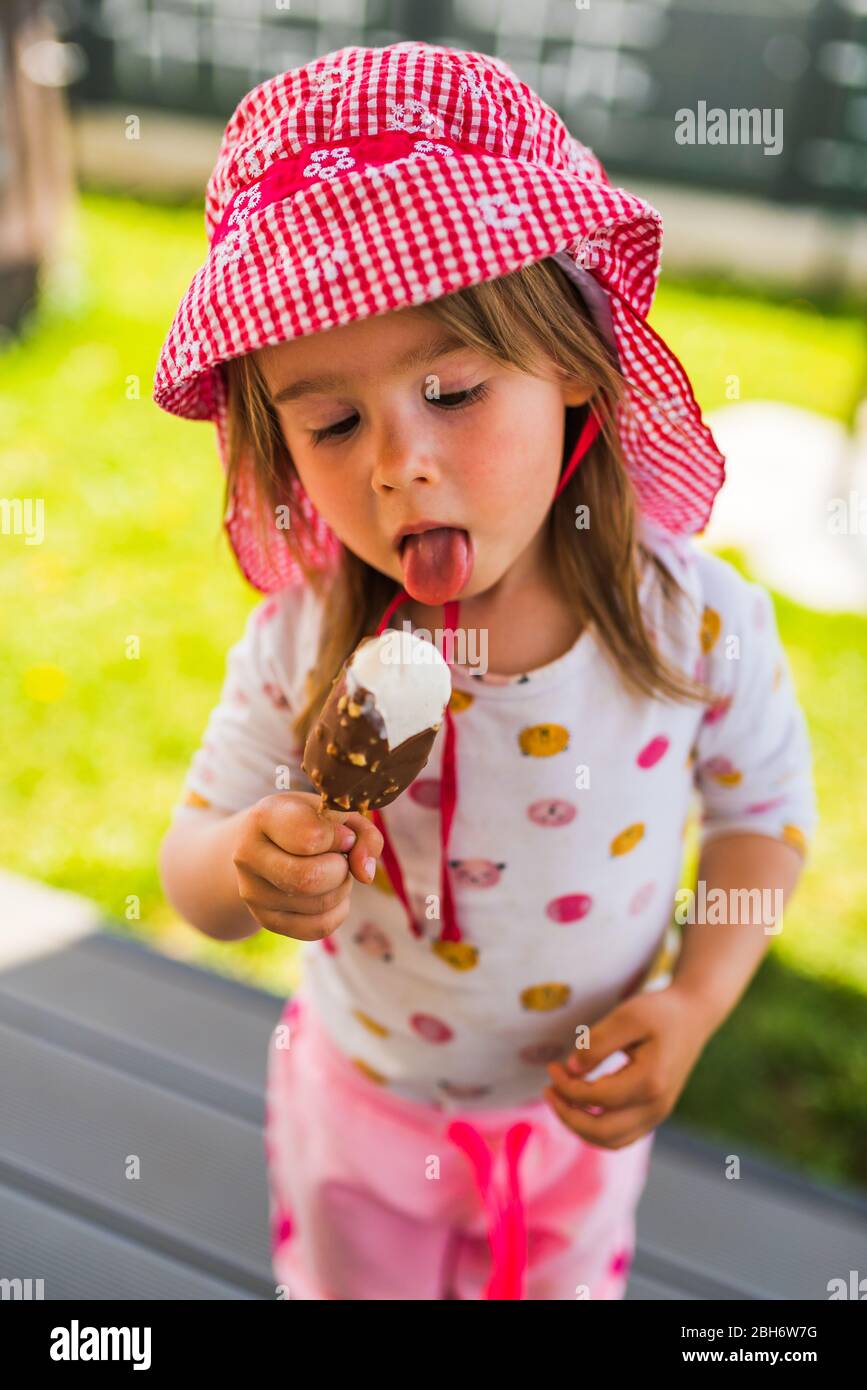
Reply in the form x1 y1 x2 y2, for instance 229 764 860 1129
255 306 592 604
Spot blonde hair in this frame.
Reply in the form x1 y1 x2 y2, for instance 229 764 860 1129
223 257 721 749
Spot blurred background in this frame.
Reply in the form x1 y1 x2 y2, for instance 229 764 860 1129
2 0 866 1210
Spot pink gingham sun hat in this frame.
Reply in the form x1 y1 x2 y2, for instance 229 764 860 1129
152 40 726 595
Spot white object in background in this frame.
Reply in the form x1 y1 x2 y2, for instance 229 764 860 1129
0 869 102 969
698 399 867 612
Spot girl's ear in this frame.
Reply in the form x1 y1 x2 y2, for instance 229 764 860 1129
560 380 596 408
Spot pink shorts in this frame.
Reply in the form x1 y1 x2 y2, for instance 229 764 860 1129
263 989 655 1300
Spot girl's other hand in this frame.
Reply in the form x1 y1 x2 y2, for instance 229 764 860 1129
542 986 714 1149
231 790 384 941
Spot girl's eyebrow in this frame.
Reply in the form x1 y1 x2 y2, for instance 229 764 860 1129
270 332 469 404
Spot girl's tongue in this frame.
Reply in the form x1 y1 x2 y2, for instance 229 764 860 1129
399 527 473 606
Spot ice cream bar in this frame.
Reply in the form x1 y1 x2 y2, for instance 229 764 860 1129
302 629 452 814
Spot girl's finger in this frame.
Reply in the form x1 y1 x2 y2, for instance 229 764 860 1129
256 895 352 942
236 861 352 915
545 1059 652 1110
327 810 384 885
248 837 352 898
345 834 382 885
543 1087 654 1148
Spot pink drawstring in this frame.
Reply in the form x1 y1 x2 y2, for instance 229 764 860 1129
437 601 461 941
554 404 602 499
370 402 603 942
446 1120 534 1299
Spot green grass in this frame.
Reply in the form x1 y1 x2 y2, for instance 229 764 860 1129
648 272 867 426
2 190 866 1189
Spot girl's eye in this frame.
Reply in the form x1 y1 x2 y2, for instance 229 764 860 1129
308 380 490 445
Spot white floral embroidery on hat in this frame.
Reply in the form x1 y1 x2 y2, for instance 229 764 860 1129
458 70 488 98
573 227 612 270
213 184 262 267
175 339 204 375
312 65 349 97
473 192 527 231
302 244 349 285
412 139 455 160
241 136 281 181
303 146 356 180
368 138 455 183
386 99 444 137
227 184 262 228
215 231 250 268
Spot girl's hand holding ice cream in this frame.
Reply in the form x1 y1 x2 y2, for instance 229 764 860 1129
231 791 384 941
231 629 449 941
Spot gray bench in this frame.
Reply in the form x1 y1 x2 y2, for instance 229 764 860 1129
1 914 865 1300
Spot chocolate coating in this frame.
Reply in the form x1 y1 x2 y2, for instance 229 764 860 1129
302 668 442 813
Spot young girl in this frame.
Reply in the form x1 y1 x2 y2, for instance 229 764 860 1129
155 42 817 1301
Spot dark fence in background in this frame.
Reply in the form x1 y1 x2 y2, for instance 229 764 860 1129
58 0 867 209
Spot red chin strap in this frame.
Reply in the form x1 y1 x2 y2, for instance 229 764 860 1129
372 404 603 944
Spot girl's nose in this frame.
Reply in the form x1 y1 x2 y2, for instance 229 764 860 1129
370 431 440 493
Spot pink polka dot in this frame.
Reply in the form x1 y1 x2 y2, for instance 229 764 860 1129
271 1208 294 1250
629 881 656 915
701 755 733 776
745 796 786 814
546 893 593 923
262 681 290 710
321 933 338 954
609 1246 633 1279
527 798 577 827
636 734 670 769
410 1013 454 1043
409 778 441 809
282 996 302 1025
702 695 732 725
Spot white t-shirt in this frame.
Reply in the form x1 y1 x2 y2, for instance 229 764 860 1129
171 522 818 1109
